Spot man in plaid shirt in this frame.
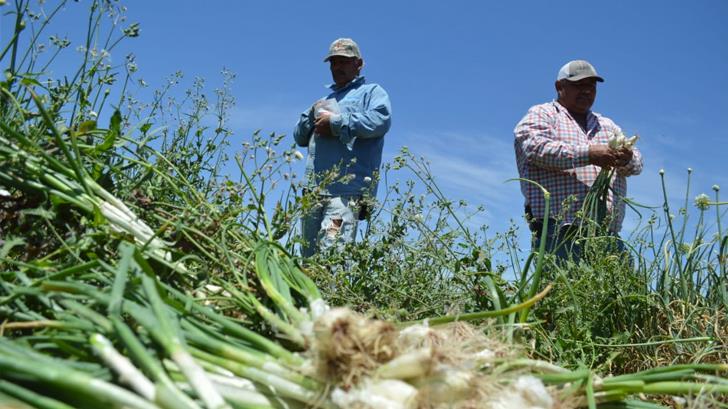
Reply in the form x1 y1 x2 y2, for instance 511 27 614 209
514 60 643 258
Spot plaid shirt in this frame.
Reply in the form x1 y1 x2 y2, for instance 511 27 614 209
514 101 643 232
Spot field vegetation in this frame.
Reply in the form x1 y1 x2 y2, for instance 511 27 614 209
0 1 726 408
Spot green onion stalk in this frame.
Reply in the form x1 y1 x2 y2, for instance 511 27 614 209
0 90 188 276
0 340 158 409
577 132 639 240
2 235 727 409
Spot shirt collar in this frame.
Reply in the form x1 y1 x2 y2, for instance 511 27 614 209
327 75 365 92
553 100 600 134
553 100 589 114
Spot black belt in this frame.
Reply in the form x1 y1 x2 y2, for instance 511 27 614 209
529 218 579 236
529 218 555 234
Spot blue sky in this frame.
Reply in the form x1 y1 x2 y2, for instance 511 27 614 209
5 0 727 252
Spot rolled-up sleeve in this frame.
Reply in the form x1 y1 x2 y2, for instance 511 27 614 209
293 107 314 147
330 85 391 147
514 106 590 170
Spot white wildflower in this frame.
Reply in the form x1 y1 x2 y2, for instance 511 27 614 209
89 111 98 119
294 150 304 160
0 188 10 197
363 176 372 184
694 193 711 210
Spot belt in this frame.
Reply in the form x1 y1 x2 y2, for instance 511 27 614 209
529 218 555 233
529 218 577 235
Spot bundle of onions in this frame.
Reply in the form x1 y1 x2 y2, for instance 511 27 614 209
576 131 639 239
0 91 188 276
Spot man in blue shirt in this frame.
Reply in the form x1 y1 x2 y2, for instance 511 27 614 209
293 38 392 257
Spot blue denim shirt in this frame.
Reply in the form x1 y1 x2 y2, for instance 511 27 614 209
293 76 391 196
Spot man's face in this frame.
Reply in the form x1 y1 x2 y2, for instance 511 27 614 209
329 56 362 87
556 77 598 114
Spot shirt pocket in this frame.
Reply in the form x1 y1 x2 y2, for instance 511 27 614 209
337 94 364 115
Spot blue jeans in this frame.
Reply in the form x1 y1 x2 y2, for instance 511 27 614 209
301 195 360 257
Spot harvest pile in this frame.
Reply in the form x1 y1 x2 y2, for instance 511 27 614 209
1 89 726 409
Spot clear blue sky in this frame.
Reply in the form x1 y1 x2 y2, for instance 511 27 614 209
5 1 727 249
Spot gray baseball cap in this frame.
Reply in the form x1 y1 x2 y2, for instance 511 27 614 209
324 38 362 62
557 60 604 82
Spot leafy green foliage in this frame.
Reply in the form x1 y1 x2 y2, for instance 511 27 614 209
0 0 725 385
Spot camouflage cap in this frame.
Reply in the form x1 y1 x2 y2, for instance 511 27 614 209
324 38 362 62
557 60 604 82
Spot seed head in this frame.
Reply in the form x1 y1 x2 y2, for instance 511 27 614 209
712 185 720 192
294 150 304 160
123 23 140 38
694 193 710 210
659 169 665 176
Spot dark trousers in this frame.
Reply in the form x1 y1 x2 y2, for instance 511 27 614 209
530 219 625 263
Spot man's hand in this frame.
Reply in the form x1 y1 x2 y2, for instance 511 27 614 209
314 111 333 137
589 144 634 171
588 144 620 168
614 147 633 168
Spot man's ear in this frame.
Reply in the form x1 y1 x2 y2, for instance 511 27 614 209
357 59 365 71
555 80 564 97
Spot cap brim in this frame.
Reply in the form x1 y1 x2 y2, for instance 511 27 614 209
323 54 359 62
564 74 605 82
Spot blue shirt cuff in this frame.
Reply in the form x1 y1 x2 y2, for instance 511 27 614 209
331 114 355 150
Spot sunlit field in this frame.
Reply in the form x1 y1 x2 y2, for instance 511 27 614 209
1 2 725 408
